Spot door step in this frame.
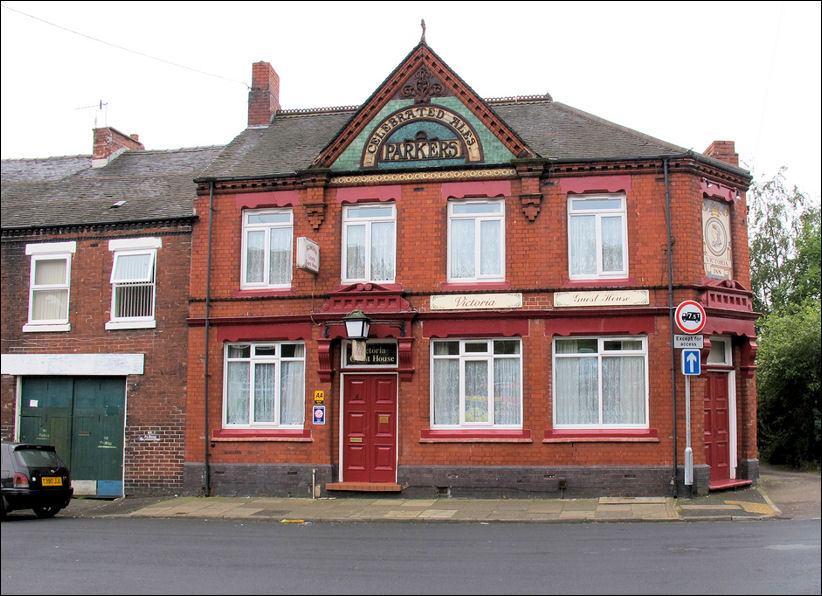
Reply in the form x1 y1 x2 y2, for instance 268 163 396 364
325 482 402 492
709 479 753 491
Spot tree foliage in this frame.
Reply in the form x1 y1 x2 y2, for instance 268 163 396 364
748 168 820 314
748 168 821 468
756 301 821 467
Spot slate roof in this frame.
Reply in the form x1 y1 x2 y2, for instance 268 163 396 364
199 97 746 181
1 146 224 230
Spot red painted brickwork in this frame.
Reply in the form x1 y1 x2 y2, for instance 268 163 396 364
1 223 191 495
185 160 757 495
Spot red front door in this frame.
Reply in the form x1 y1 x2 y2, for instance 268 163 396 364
704 372 731 486
342 375 397 483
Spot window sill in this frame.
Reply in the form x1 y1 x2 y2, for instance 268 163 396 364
22 323 70 333
440 281 511 291
211 428 312 442
234 288 295 298
562 278 636 288
543 429 658 443
420 429 531 443
106 320 156 330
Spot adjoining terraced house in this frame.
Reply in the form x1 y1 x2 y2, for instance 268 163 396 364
1 129 223 496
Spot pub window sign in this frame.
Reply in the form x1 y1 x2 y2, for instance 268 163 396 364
342 340 398 368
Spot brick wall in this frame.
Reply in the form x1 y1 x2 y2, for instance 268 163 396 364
184 163 755 496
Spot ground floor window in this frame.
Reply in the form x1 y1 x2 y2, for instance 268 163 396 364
223 342 305 428
431 338 522 428
553 336 648 428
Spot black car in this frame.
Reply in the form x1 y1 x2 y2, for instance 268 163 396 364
1 443 73 518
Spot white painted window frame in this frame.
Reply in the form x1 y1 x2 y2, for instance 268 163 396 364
430 338 522 429
552 335 649 429
341 203 396 284
23 242 76 332
240 208 293 290
447 199 505 283
567 194 629 280
222 342 306 429
106 238 161 330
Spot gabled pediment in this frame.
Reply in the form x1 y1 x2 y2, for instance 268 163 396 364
312 42 534 172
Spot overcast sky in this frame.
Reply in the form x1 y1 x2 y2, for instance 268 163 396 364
1 1 819 201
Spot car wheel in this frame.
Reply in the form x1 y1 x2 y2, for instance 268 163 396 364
33 505 60 518
0 497 6 519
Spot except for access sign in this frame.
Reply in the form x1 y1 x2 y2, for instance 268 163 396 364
682 349 701 375
675 300 707 334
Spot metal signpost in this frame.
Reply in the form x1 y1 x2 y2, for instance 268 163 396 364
674 300 706 490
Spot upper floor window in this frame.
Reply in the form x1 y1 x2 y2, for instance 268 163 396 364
107 238 161 330
23 242 76 332
448 200 505 282
242 209 293 289
223 342 305 428
431 338 522 428
568 195 628 279
342 204 396 283
553 336 648 428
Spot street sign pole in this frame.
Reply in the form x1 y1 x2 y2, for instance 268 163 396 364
685 375 693 487
680 348 701 491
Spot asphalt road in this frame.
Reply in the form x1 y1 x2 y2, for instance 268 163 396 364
1 516 819 595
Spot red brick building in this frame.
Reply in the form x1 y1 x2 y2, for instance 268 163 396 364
183 42 758 498
1 129 223 496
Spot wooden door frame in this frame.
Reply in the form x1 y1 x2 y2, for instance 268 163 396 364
338 372 398 483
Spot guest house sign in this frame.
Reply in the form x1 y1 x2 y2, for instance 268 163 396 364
553 290 649 308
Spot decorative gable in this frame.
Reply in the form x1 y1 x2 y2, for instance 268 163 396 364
312 42 534 172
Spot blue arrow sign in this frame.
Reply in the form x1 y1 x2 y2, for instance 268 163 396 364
682 349 701 376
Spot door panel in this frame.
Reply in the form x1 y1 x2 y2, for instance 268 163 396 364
343 375 397 483
704 372 730 484
19 376 125 496
20 377 74 467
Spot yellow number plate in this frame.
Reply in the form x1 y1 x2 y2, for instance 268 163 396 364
41 477 62 486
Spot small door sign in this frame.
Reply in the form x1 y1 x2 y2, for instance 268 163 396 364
313 405 326 424
682 349 701 376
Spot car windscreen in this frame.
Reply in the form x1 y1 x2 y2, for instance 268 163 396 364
15 448 63 468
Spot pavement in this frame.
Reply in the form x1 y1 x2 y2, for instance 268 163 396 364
52 463 821 524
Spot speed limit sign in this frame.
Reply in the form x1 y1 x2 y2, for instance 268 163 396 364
675 300 706 334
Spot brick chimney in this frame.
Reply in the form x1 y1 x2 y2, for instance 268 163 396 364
703 141 739 167
92 126 144 167
248 61 280 127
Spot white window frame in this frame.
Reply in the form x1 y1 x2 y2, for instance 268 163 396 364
341 203 396 284
447 199 505 283
241 209 293 290
23 241 76 332
567 194 629 279
222 342 305 429
552 336 649 429
706 336 732 366
430 338 522 429
106 237 161 330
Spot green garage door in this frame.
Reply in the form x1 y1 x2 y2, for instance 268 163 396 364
20 376 125 497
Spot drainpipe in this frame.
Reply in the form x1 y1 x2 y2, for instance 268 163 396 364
663 158 678 498
203 180 215 496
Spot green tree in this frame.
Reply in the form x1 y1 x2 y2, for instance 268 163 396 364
748 168 822 468
748 167 819 314
756 301 821 467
